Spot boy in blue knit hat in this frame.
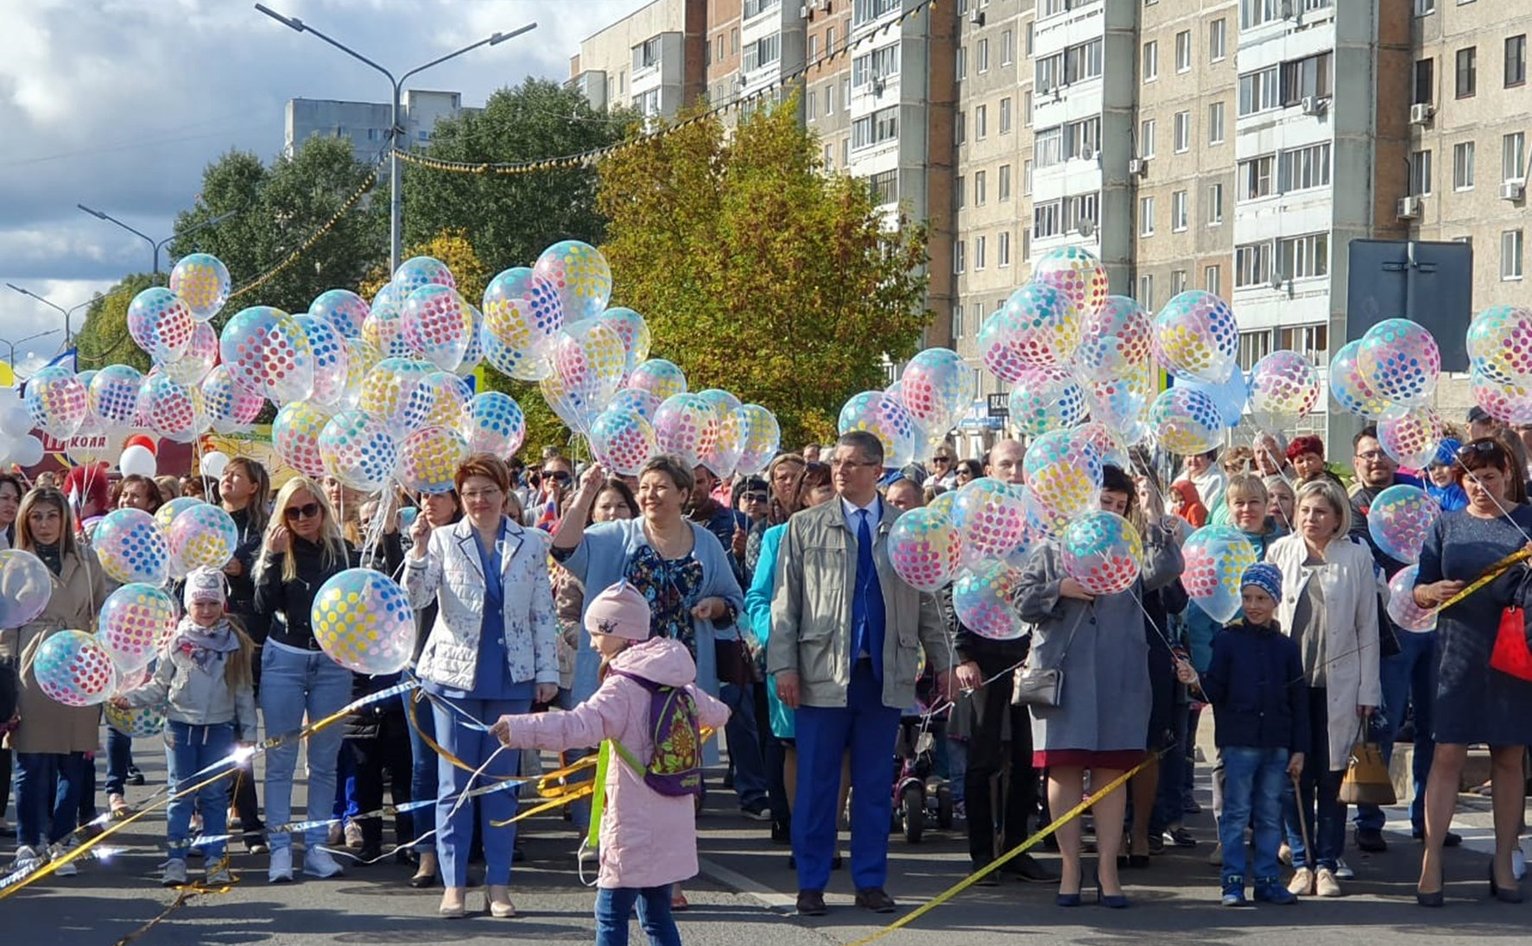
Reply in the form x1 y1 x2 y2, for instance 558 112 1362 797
1177 562 1309 906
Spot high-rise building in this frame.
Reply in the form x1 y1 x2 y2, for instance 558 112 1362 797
570 0 708 122
284 90 474 163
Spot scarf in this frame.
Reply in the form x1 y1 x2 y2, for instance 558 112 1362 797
174 616 241 673
33 541 62 576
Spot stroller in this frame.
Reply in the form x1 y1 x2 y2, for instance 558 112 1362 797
891 668 954 843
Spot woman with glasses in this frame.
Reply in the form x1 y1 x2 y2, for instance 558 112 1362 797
219 457 272 854
403 454 559 918
1411 438 1532 906
254 477 359 884
954 459 983 488
930 449 958 489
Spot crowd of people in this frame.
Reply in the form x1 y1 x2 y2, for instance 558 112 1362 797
0 410 1530 939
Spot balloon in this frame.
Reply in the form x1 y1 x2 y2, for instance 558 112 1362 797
460 392 527 461
0 402 33 438
1023 429 1104 534
899 348 968 431
126 287 195 363
155 496 204 534
158 320 218 385
1182 525 1258 623
698 389 745 479
362 296 412 360
309 288 370 339
540 371 599 432
736 404 781 476
137 372 204 441
837 390 917 469
196 451 229 480
977 307 1032 383
359 358 433 428
219 306 314 402
97 583 179 673
1468 304 1532 386
1084 363 1153 447
336 336 381 412
169 503 240 571
119 444 157 478
1248 350 1321 423
1007 366 1087 437
551 319 628 421
481 267 564 382
1387 565 1438 633
392 255 456 294
33 630 117 707
10 435 44 468
589 407 657 477
1367 484 1439 564
398 426 469 494
201 364 264 435
610 387 661 422
1062 511 1144 595
402 370 471 433
0 550 54 627
533 240 612 322
402 284 473 372
1180 368 1249 429
310 569 416 675
999 282 1080 369
888 506 962 592
1031 245 1108 323
1378 408 1442 470
93 508 169 585
294 314 351 408
952 561 1026 640
1074 421 1131 473
602 307 652 376
23 365 87 439
1153 290 1239 383
319 410 400 492
458 303 484 376
1074 295 1152 383
1358 318 1440 407
105 701 166 738
1471 372 1532 427
272 401 332 478
1148 386 1224 456
168 253 231 321
950 478 1030 561
1329 339 1395 418
627 358 688 401
653 393 720 471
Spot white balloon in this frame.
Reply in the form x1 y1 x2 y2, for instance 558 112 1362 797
200 450 230 478
119 444 157 478
0 404 32 438
12 435 44 467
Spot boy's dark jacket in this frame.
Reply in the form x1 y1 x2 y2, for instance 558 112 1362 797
1201 618 1310 755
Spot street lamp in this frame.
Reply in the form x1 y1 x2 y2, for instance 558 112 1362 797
0 329 63 378
4 285 93 345
75 206 237 276
255 3 537 273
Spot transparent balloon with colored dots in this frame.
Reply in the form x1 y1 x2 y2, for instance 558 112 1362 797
169 253 231 322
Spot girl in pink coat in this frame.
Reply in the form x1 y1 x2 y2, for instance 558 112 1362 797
493 582 729 946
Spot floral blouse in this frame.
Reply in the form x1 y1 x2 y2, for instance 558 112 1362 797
625 544 705 656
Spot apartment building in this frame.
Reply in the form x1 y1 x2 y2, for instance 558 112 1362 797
569 0 707 121
284 90 472 162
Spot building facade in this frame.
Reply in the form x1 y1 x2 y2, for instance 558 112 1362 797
570 0 708 121
284 90 475 162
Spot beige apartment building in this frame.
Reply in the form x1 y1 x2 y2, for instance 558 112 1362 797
570 0 708 121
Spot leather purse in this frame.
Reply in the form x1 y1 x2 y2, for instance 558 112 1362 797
1010 610 1085 709
1338 716 1397 807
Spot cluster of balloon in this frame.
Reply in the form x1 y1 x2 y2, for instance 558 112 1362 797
1329 318 1446 468
1467 306 1532 428
1367 484 1442 634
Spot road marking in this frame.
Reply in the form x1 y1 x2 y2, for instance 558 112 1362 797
699 856 798 913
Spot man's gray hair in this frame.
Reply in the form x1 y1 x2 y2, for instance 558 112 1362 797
837 430 885 465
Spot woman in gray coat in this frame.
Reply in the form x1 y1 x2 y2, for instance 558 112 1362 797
1015 465 1183 908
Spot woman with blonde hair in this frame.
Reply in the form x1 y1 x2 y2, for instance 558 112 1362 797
254 475 359 883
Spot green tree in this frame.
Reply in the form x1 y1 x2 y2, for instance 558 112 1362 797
596 98 932 445
75 273 156 372
400 78 637 276
358 228 489 304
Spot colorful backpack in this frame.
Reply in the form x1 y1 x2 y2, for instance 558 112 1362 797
606 669 703 797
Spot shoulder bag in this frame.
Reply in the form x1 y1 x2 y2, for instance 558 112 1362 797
1010 608 1086 708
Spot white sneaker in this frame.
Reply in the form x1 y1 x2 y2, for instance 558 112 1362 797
11 845 41 873
1513 846 1527 881
1315 867 1342 897
304 846 345 879
50 849 78 877
161 858 188 887
1287 867 1314 896
268 846 294 884
1334 858 1355 880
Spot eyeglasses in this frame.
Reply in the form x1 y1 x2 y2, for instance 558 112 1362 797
543 471 572 484
931 456 953 465
830 458 879 471
744 492 769 503
284 502 322 521
1457 441 1504 462
461 488 502 502
1355 450 1387 461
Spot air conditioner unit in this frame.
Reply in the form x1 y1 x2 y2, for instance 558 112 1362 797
1503 180 1527 201
1301 95 1328 116
1129 157 1149 176
1409 102 1434 125
1397 195 1421 219
800 3 809 17
970 9 986 26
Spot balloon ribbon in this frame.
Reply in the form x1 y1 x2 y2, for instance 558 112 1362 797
1435 547 1532 612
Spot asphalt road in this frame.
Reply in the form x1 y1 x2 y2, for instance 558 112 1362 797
3 733 1529 946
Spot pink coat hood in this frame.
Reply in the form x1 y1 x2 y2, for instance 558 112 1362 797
501 637 729 889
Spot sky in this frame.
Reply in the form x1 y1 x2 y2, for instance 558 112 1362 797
0 0 650 375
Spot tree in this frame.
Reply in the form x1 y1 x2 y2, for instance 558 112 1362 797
358 228 489 305
400 78 637 274
596 97 932 445
75 273 156 372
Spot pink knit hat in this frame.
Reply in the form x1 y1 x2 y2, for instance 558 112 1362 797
584 581 651 641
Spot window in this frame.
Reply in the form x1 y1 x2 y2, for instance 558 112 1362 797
1066 117 1101 160
732 28 738 53
1278 143 1331 192
807 89 816 119
852 43 900 88
868 170 898 204
1034 201 1063 239
1209 18 1227 62
1174 110 1190 152
808 34 819 61
1239 154 1276 200
972 303 984 336
1414 58 1434 105
957 45 967 80
1036 126 1064 167
715 35 723 63
1026 21 1034 56
1503 229 1525 280
956 109 966 145
1067 193 1099 233
1036 53 1060 92
975 235 987 270
1415 0 1435 14
1065 39 1103 83
954 240 966 274
1143 41 1159 81
1138 275 1155 310
1205 265 1222 296
951 305 964 340
1140 196 1155 236
743 32 781 71
978 38 989 73
1506 132 1527 182
823 143 833 167
1172 270 1188 294
1140 118 1156 157
825 83 834 114
1208 102 1225 144
1509 35 1528 88
853 0 901 25
851 106 899 151
975 170 987 205
1239 331 1273 370
998 231 1012 267
956 175 965 209
975 105 988 139
998 164 1012 200
1023 90 1033 126
1410 149 1433 196
1280 323 1328 362
1281 52 1333 105
1454 141 1475 190
634 36 661 71
1278 233 1329 279
1456 47 1477 98
1176 30 1192 73
1240 0 1280 29
1236 242 1273 287
1022 227 1032 261
1239 66 1281 115
1207 183 1224 224
1172 190 1188 231
827 26 836 52
744 0 781 18
1023 159 1033 194
1002 29 1014 66
1000 97 1013 134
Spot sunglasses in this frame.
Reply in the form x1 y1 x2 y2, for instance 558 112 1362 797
1457 441 1505 462
744 492 769 503
932 456 953 464
284 502 322 521
544 471 573 484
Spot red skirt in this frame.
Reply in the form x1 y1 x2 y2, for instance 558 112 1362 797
1032 749 1147 771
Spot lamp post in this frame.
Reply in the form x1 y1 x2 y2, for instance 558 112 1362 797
0 329 63 378
254 3 536 273
75 206 238 276
4 285 92 345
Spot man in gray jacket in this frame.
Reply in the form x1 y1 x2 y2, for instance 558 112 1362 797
770 430 951 917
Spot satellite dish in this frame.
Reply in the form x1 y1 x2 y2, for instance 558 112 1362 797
1076 219 1096 238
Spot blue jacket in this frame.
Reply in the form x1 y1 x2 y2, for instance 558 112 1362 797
1426 481 1468 512
1201 619 1310 754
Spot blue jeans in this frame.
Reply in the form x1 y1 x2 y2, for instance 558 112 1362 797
1283 687 1346 870
595 885 680 946
260 641 354 851
406 692 440 852
13 752 88 850
165 721 235 860
721 680 768 809
433 696 530 888
1356 630 1438 833
794 660 901 891
1152 701 1191 833
1219 746 1288 887
103 728 134 797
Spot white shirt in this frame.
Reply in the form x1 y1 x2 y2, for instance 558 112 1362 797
841 495 881 534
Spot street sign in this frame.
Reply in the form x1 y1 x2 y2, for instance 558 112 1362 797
1346 239 1472 371
986 393 1009 418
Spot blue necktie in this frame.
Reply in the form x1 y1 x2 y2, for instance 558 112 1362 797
855 509 874 661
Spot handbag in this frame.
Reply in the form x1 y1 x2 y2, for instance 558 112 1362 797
1010 610 1085 709
1490 605 1532 682
1338 716 1397 807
